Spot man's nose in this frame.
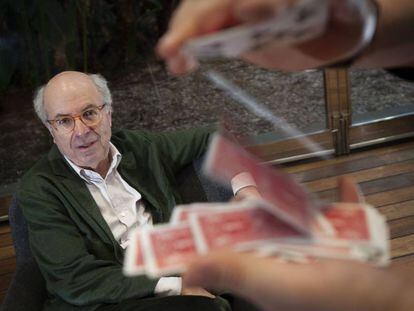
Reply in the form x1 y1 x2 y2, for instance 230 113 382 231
73 117 91 136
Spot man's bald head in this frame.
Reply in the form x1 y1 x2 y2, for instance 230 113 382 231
33 71 112 125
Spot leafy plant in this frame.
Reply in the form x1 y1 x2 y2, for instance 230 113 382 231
0 0 178 92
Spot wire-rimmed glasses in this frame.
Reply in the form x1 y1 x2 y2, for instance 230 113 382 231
47 104 107 133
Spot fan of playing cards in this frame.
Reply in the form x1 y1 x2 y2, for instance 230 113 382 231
124 133 390 278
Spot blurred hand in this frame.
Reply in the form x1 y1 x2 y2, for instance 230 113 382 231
157 0 366 74
183 177 414 311
181 285 216 298
183 251 414 311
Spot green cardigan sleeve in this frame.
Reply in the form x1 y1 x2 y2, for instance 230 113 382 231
136 127 215 174
18 179 159 306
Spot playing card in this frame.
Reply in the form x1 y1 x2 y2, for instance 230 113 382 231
316 204 379 242
253 203 389 265
310 210 336 237
263 243 363 261
190 199 307 253
183 0 328 59
123 228 145 276
203 133 313 233
170 202 229 224
311 203 389 264
141 223 201 277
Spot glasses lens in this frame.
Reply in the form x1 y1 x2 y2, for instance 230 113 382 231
55 117 74 132
81 107 101 125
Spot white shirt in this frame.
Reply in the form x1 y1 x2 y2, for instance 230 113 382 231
65 142 256 296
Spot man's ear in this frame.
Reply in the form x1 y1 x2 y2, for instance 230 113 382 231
46 124 56 143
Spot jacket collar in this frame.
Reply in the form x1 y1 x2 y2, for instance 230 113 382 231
47 144 124 258
46 140 164 242
48 143 137 178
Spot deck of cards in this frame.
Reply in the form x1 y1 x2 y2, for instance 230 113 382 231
124 133 390 278
183 0 329 59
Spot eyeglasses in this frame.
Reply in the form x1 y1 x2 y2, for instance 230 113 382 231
47 104 107 133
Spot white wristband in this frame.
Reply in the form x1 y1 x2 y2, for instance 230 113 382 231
154 277 182 296
231 172 257 195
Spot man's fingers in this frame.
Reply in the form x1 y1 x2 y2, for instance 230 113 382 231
184 252 286 311
235 0 292 22
166 52 199 75
339 176 365 203
156 17 199 59
157 0 234 59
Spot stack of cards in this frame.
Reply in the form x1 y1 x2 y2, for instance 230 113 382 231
183 0 329 59
124 134 390 278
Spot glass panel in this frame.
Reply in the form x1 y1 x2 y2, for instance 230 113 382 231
348 69 414 148
350 69 414 125
113 60 330 161
112 60 327 140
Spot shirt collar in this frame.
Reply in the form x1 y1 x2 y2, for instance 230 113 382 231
64 142 122 184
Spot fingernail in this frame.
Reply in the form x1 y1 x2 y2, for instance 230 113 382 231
157 34 177 57
236 4 278 22
183 52 199 72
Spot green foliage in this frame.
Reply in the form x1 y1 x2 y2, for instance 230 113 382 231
0 0 177 91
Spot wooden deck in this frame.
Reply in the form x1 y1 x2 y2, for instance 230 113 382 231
0 223 15 304
1 139 414 305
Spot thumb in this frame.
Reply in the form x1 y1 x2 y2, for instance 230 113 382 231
338 176 365 203
235 0 284 22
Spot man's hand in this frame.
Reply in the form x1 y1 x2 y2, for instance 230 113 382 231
181 285 216 298
182 177 414 311
183 251 414 311
157 0 366 74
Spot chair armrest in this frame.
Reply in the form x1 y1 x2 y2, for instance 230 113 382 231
176 157 233 204
0 258 46 311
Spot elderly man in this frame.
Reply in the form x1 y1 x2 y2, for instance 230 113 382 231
18 71 256 310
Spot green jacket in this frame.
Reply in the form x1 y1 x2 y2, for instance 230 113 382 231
17 128 213 310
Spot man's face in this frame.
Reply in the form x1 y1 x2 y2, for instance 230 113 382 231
43 72 112 171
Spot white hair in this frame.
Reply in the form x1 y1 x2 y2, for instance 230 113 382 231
33 73 113 125
33 86 47 125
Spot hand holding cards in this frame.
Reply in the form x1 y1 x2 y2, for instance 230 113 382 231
183 0 329 59
124 133 390 278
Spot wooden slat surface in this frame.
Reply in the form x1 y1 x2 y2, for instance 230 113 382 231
391 235 414 258
315 173 414 203
0 196 11 219
285 140 414 173
299 148 414 182
0 224 11 235
0 222 14 304
389 216 414 239
378 200 414 221
304 160 414 192
0 139 414 305
367 186 414 207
